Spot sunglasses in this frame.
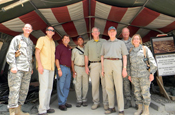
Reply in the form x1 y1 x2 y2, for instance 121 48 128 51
47 29 55 32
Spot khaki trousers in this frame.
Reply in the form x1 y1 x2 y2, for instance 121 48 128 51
74 66 89 103
104 60 124 111
38 69 54 114
90 63 108 105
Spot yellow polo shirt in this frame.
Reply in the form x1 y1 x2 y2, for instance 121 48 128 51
35 36 55 71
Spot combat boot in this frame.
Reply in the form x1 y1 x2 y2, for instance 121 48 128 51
9 108 16 115
141 105 149 115
124 100 131 109
16 105 30 115
134 104 143 115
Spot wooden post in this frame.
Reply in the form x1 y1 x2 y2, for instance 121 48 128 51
156 76 170 100
157 76 164 94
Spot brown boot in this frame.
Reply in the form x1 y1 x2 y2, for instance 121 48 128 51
141 105 149 115
9 108 16 115
16 105 30 115
134 104 143 115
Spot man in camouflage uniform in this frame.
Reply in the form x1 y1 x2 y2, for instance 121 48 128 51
6 24 34 115
121 27 134 109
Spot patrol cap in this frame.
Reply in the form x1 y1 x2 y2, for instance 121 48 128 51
77 36 84 41
108 26 116 31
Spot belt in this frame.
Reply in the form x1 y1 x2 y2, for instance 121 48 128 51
62 65 70 68
104 58 120 60
75 64 85 67
90 61 101 63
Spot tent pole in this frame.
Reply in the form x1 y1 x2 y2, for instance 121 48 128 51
29 0 62 39
89 0 91 40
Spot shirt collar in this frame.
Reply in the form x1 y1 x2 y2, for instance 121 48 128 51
108 38 118 42
21 34 29 39
93 38 101 42
122 37 131 43
133 44 142 52
77 45 84 49
61 43 70 48
45 35 53 40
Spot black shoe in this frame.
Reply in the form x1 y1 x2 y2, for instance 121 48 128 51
58 105 67 111
105 108 116 114
47 109 55 113
119 111 124 115
65 103 72 108
82 102 88 107
38 113 48 115
76 102 82 107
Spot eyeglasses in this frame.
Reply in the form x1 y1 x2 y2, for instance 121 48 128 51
47 29 55 32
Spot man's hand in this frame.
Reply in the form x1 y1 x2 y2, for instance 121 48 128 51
38 65 44 74
149 74 154 82
31 70 33 74
58 69 62 77
128 76 131 82
85 66 89 75
101 70 104 77
73 71 76 78
122 68 127 78
11 68 18 73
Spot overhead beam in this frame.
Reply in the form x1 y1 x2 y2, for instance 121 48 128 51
0 0 13 5
117 0 164 37
29 0 62 38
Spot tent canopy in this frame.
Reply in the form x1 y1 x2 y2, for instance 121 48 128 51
0 0 175 47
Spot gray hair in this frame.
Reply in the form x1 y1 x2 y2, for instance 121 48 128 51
92 27 100 33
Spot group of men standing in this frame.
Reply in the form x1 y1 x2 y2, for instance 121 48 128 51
6 23 135 115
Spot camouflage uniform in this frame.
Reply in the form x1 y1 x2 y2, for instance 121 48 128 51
6 34 34 108
121 37 134 102
129 44 157 105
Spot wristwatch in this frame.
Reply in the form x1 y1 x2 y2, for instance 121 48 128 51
150 72 152 74
58 68 61 70
123 66 126 69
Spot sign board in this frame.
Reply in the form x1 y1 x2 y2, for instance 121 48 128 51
155 54 175 76
151 36 175 76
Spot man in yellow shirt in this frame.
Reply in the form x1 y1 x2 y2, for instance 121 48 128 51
35 26 55 115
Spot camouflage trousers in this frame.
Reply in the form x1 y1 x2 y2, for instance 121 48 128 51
8 70 31 108
131 77 151 105
123 76 133 101
74 66 89 103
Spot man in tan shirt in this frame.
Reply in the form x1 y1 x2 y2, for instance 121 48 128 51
84 27 108 110
101 26 128 115
35 26 55 115
71 36 89 107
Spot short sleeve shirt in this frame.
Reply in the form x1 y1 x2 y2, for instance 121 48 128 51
71 46 85 65
84 38 106 61
55 44 72 67
35 36 55 71
101 38 128 58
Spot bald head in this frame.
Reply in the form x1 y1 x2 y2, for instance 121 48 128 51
122 27 130 40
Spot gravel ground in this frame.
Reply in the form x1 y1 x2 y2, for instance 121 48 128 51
151 93 175 114
151 93 175 105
